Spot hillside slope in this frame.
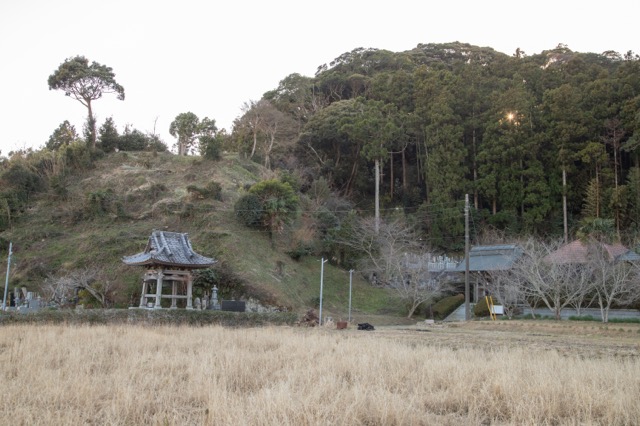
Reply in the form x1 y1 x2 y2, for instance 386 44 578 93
1 151 404 321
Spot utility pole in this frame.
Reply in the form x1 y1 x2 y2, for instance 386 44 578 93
2 242 12 311
562 168 568 244
348 269 354 322
375 160 380 234
464 195 470 321
319 258 328 325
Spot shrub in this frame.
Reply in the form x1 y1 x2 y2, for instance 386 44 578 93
205 181 223 201
473 296 491 317
432 294 464 320
193 262 246 301
146 183 167 200
145 135 168 152
85 189 115 216
568 315 597 322
608 318 640 324
234 193 262 227
187 181 223 201
61 141 94 171
0 309 299 327
49 175 69 200
118 129 148 151
286 242 313 260
200 135 222 160
278 170 300 192
0 161 45 204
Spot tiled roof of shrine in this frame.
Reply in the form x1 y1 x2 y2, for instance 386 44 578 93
122 231 215 268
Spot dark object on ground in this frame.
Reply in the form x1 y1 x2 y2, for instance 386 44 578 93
357 323 375 331
221 300 246 312
336 321 348 330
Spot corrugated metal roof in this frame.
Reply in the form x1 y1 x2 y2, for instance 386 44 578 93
617 250 640 262
453 244 523 272
122 231 216 268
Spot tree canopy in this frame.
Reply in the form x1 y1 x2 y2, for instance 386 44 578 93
48 56 125 148
169 112 218 156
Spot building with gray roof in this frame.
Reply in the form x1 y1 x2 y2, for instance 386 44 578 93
123 230 216 309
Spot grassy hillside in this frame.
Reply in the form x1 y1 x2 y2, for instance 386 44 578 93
1 151 407 322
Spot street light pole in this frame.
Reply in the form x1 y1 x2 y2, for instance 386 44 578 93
348 269 354 322
2 242 12 311
319 257 328 325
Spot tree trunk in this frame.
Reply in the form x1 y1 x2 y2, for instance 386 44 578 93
264 134 275 170
406 301 420 318
520 158 525 218
402 146 408 193
250 130 258 159
389 152 394 199
346 158 359 196
87 101 96 148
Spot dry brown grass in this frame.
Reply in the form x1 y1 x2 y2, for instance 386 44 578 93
1 322 639 425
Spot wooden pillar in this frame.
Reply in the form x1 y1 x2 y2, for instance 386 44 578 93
186 271 193 310
474 276 479 303
139 279 148 308
170 281 177 309
154 269 164 309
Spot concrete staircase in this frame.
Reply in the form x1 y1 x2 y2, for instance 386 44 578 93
443 303 473 322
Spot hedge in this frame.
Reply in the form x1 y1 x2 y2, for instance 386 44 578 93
0 309 299 327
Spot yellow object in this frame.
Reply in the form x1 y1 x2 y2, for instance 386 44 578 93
485 295 497 321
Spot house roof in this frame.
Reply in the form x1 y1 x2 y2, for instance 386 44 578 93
122 231 216 268
453 244 523 272
544 240 640 264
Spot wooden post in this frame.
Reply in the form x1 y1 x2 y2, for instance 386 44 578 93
139 279 148 308
186 272 193 310
170 281 178 309
154 269 164 309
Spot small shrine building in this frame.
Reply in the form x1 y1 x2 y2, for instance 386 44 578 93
122 230 216 309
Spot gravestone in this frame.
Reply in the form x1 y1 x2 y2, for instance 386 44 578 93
221 300 246 312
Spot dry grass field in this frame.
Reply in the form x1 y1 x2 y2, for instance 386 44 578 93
1 320 639 425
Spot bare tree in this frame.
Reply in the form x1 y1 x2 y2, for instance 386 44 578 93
43 274 76 307
234 100 297 168
393 252 453 318
590 244 640 322
483 269 525 319
236 100 264 159
43 268 117 308
340 217 452 318
257 103 298 170
513 238 589 320
565 261 596 316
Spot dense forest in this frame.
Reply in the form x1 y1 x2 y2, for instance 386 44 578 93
232 42 640 250
2 42 640 256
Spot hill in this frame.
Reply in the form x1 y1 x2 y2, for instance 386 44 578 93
0 151 410 322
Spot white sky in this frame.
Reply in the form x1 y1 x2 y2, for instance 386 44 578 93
1 0 638 154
